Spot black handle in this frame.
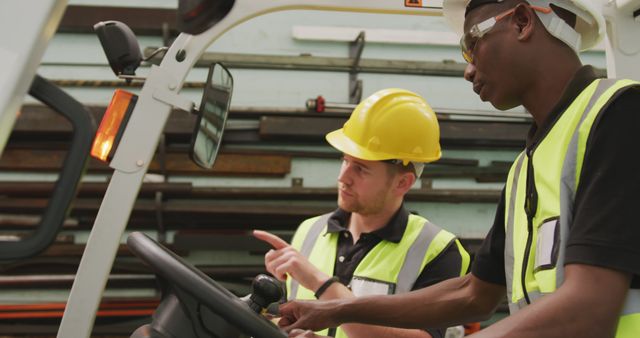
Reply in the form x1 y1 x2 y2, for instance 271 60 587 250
0 74 95 261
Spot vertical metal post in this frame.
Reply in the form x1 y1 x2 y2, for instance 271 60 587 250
348 31 365 104
57 64 175 338
57 169 147 338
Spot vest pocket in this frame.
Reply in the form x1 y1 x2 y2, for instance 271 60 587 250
349 276 396 296
534 217 560 272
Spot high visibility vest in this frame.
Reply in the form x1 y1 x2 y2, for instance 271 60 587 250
504 78 640 338
287 212 470 338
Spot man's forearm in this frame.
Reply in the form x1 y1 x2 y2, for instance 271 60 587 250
318 281 433 337
342 323 433 338
467 264 631 338
335 274 505 329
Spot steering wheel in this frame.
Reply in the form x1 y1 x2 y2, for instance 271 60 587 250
127 231 287 338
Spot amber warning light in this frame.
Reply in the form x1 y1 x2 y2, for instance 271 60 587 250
91 89 138 162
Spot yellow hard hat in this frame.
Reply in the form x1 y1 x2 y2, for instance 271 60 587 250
326 88 441 165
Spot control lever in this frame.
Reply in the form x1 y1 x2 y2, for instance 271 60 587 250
242 274 284 315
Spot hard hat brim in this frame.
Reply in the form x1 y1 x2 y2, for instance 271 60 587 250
326 128 392 161
326 128 441 163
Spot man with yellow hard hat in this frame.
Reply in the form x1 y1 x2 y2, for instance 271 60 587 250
254 88 470 338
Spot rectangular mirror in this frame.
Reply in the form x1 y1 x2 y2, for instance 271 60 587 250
189 63 233 169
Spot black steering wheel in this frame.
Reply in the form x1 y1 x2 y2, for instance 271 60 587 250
127 231 287 338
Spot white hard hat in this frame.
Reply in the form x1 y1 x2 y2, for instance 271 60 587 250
442 0 605 52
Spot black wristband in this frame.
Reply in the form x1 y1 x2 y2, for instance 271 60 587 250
314 276 340 299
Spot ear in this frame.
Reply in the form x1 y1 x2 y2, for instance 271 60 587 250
512 3 536 41
395 172 416 196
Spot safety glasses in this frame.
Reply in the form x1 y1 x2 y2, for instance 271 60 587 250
460 5 551 63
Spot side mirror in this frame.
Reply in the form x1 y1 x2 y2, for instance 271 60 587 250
189 63 233 169
94 21 142 77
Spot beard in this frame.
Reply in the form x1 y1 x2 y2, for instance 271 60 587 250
338 189 388 216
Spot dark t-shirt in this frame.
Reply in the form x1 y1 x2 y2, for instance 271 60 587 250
327 206 466 338
472 66 640 288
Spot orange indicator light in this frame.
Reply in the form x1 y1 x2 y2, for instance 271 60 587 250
91 89 137 162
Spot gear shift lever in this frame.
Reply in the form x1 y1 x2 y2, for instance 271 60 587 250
243 274 283 314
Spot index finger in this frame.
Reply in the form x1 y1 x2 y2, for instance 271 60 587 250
253 230 289 250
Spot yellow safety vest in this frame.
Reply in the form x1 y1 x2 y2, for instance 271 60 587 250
287 212 470 338
504 78 640 338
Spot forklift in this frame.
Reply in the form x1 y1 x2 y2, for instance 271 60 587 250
0 0 638 337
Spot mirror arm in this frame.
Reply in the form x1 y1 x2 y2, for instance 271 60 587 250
152 87 195 113
118 74 148 82
143 47 169 62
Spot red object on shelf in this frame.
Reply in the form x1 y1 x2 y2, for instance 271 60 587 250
316 95 326 113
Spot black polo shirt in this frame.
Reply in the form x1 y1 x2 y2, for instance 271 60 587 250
326 206 466 338
472 66 640 288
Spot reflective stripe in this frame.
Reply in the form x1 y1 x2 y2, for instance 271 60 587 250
511 297 528 313
623 290 640 316
528 290 546 303
396 221 442 294
557 79 616 286
510 290 548 313
558 79 640 321
505 153 526 313
288 213 331 301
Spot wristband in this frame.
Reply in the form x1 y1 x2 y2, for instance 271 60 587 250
314 276 340 299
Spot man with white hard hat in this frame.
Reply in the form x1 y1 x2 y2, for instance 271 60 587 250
279 0 640 337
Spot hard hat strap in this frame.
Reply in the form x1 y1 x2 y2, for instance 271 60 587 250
384 160 425 178
530 0 596 53
531 6 581 52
